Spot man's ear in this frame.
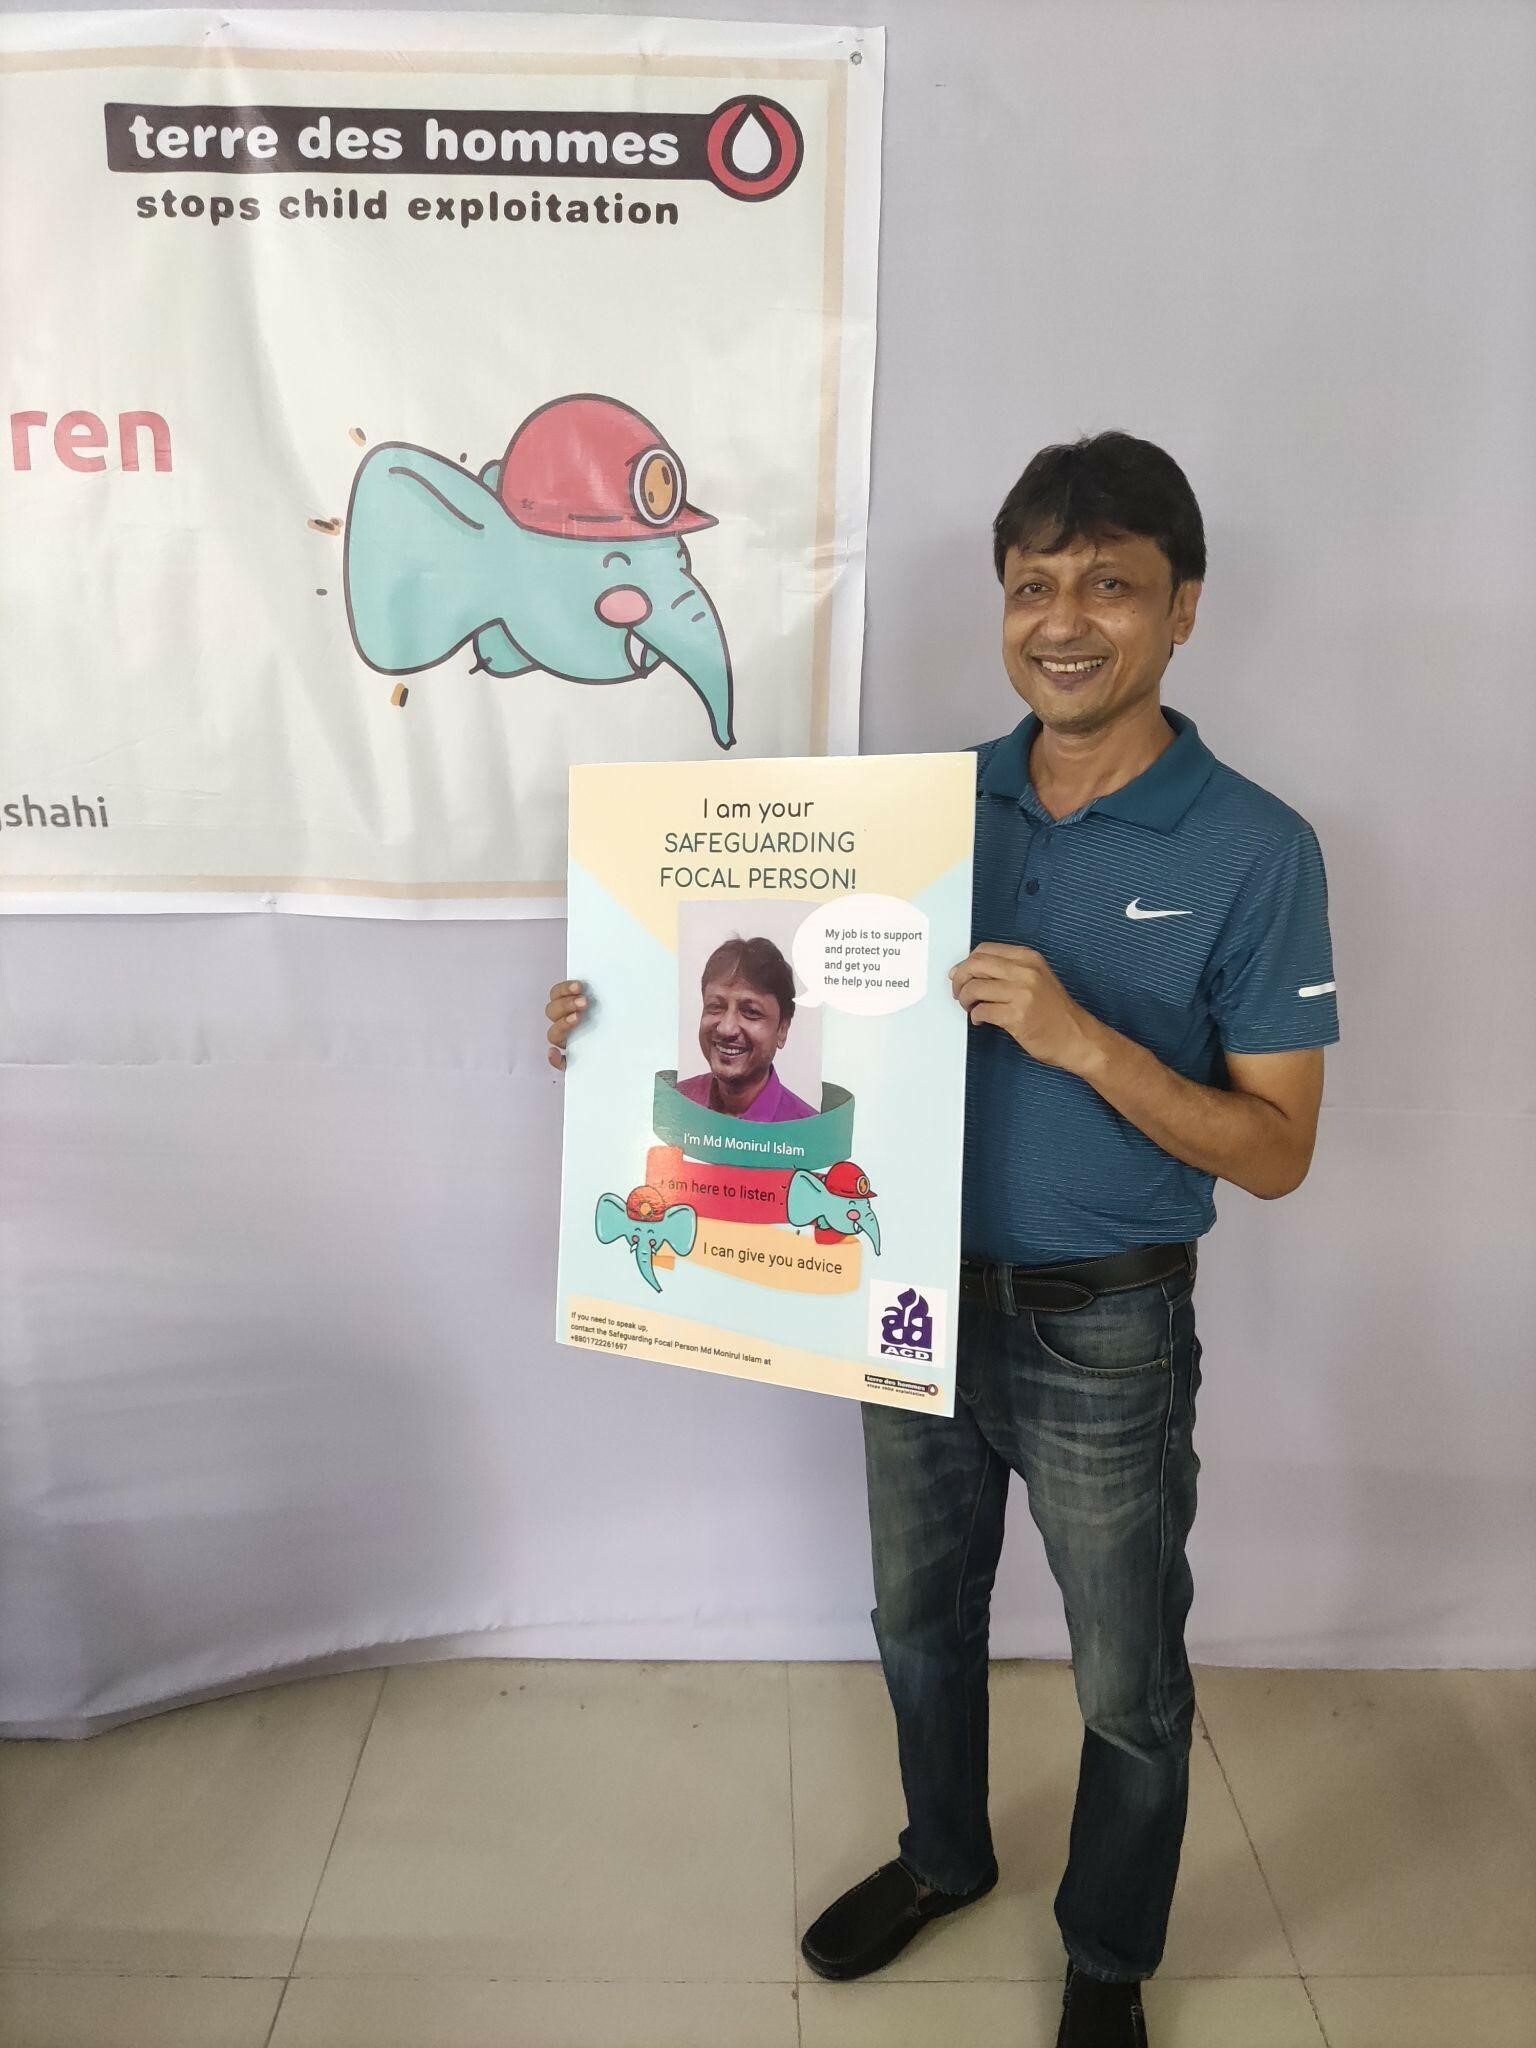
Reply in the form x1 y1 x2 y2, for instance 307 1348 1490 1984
1170 578 1203 647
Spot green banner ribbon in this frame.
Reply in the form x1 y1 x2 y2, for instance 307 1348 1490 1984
652 1072 854 1172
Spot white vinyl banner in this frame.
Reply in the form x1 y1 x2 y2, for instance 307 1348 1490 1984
0 10 882 917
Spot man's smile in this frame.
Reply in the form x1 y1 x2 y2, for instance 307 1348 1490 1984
1032 654 1108 678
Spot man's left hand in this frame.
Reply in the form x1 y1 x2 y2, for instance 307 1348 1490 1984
949 943 1096 1073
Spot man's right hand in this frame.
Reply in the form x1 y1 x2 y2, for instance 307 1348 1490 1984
545 980 589 1071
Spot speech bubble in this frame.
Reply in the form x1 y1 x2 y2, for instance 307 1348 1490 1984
793 893 930 1016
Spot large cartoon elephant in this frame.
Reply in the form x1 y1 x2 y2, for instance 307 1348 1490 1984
343 396 735 747
786 1160 881 1256
595 1188 699 1293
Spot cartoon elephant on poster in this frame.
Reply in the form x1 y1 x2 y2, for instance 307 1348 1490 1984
343 394 735 747
786 1160 882 1256
595 1186 699 1294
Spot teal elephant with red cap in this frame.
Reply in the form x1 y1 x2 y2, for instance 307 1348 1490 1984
343 394 735 747
595 1184 699 1294
787 1160 881 1255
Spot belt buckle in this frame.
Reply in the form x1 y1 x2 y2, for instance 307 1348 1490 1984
982 1264 1017 1317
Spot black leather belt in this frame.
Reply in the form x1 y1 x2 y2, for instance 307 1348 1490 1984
959 1242 1194 1315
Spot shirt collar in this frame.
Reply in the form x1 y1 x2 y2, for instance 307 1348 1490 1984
979 707 1215 832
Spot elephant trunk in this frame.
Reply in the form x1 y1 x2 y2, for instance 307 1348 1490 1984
635 578 735 750
633 1237 663 1292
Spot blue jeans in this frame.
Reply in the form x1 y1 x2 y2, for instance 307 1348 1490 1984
861 1260 1202 1982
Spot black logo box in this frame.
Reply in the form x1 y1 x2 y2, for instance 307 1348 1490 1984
105 104 718 179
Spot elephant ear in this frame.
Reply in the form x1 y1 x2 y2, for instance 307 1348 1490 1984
343 443 518 674
785 1170 828 1230
658 1203 698 1258
594 1193 633 1245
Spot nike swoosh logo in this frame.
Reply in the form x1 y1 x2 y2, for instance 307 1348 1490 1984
1125 899 1193 921
1298 982 1336 998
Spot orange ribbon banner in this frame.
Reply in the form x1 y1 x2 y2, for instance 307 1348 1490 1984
686 1217 862 1294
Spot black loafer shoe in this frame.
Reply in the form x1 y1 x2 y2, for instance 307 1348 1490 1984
800 1858 997 1981
1056 1963 1148 2048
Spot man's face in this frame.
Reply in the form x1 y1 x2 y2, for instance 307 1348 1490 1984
1000 532 1201 738
699 975 789 1093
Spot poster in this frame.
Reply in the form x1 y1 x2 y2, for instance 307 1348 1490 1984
0 11 882 915
557 754 975 1414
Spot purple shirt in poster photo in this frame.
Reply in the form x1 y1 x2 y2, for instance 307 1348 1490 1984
676 1064 817 1123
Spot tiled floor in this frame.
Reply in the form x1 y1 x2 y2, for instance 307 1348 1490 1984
1 1662 1532 2047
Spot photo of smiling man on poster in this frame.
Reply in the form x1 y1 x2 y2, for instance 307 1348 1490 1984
677 934 818 1123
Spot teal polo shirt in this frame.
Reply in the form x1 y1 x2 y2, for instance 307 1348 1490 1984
964 708 1339 1265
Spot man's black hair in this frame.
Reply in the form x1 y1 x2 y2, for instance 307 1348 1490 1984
992 431 1206 590
701 935 796 1022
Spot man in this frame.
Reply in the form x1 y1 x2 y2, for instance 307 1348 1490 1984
547 432 1337 2047
675 934 817 1122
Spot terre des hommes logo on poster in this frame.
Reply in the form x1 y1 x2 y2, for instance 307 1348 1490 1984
103 96 807 224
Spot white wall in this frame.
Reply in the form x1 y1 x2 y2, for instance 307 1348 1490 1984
4 0 1533 1734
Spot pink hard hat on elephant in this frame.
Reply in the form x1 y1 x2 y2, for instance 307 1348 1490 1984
496 394 717 542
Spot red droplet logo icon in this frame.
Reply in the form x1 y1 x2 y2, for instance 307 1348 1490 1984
704 97 804 201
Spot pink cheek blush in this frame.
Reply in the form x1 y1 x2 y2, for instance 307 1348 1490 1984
596 586 652 627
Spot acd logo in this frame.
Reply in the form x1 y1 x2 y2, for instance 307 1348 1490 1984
880 1288 934 1361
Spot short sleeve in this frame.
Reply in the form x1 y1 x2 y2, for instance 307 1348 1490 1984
1209 824 1339 1052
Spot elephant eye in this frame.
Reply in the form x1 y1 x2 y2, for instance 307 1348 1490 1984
603 550 632 569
